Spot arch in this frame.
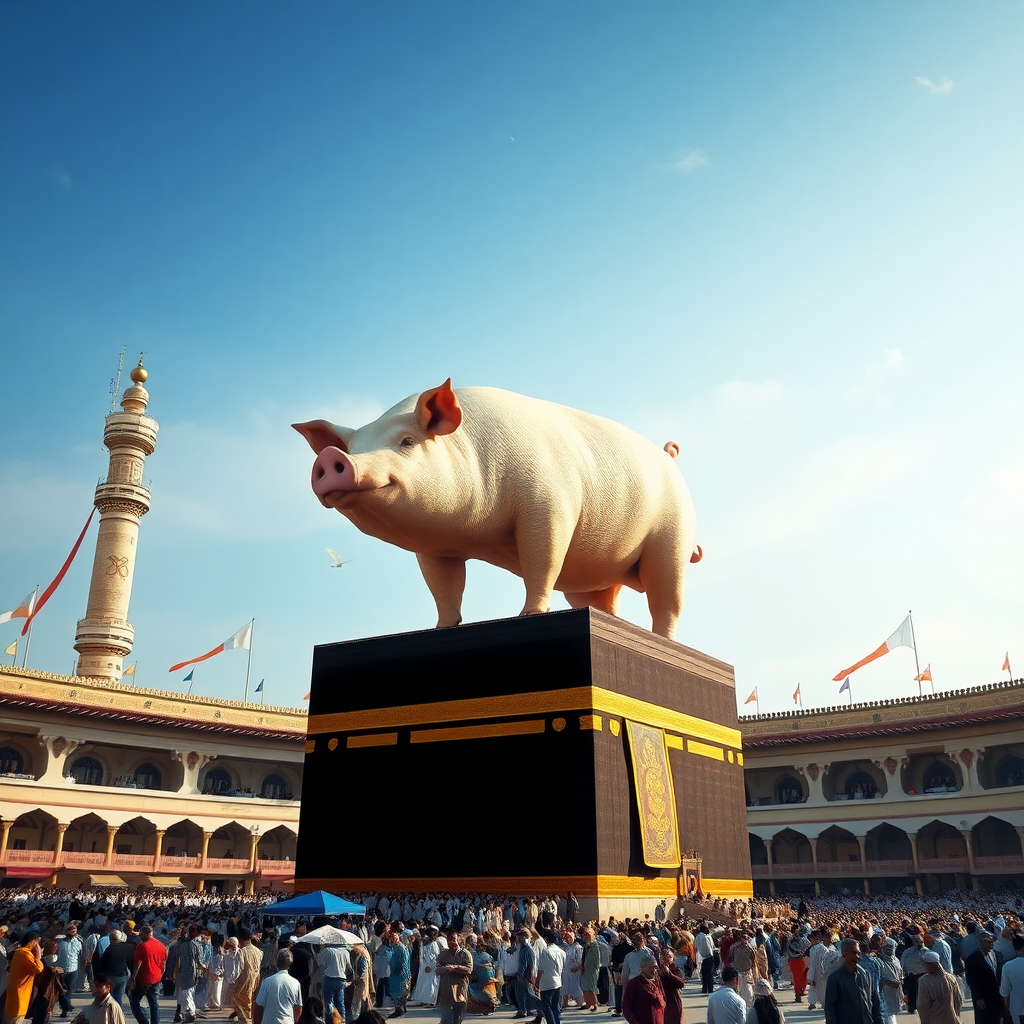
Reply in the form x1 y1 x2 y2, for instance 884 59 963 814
903 753 962 795
257 824 297 861
865 822 912 861
917 819 966 860
972 815 1020 857
208 821 251 860
133 763 162 790
749 832 768 865
0 744 26 775
823 760 886 801
816 825 859 864
69 756 105 786
202 766 233 796
65 812 108 854
9 808 59 852
772 827 812 865
996 755 1024 789
260 773 291 800
775 775 805 805
162 818 204 858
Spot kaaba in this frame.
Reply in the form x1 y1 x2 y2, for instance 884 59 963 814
297 608 751 919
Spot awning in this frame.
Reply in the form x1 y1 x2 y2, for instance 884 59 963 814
87 874 128 887
143 876 184 888
2 866 55 878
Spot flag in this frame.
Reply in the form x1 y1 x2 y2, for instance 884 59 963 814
832 615 914 681
122 663 136 676
22 510 96 636
183 669 195 683
1003 653 1011 672
169 621 253 673
254 679 264 693
792 683 801 704
839 677 851 694
744 689 758 704
0 590 36 625
4 640 17 657
302 692 310 701
914 665 932 683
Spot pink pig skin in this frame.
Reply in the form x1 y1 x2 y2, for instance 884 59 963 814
293 379 699 640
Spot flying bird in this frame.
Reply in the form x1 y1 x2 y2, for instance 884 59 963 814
327 548 353 569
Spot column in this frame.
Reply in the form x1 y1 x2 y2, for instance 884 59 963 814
174 751 214 795
961 830 976 873
37 736 82 784
863 878 871 895
856 835 867 867
248 832 259 872
0 820 12 862
154 829 166 871
54 823 70 860
200 830 213 867
105 825 119 868
1014 826 1024 858
796 765 825 805
907 833 923 895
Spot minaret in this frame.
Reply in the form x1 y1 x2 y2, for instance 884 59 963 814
74 358 159 680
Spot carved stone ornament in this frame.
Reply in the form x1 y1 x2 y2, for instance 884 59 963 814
186 751 201 770
806 763 820 781
884 756 898 776
959 749 974 769
51 737 67 757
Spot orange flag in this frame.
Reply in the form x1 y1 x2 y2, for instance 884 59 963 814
914 665 932 683
1003 653 1011 672
744 689 758 704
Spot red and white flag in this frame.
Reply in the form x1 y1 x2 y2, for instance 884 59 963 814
0 590 36 625
169 621 252 673
833 615 914 681
19 509 97 636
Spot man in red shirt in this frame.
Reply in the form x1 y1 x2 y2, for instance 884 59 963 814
128 925 167 1024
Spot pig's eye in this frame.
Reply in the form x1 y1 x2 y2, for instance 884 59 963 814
400 436 416 448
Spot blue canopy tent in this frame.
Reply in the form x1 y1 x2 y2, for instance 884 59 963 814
261 890 365 916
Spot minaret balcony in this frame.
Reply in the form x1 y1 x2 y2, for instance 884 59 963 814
94 480 151 515
74 617 135 655
102 413 158 453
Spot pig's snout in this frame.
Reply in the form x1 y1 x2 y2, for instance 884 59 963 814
311 446 358 500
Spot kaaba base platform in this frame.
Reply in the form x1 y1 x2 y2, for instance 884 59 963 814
297 608 751 919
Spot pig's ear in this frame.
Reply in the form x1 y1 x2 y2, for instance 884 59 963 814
415 379 463 436
292 420 353 454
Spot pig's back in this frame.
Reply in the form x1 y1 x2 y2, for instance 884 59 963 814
454 387 692 563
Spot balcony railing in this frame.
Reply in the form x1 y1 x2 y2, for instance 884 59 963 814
974 855 1024 871
63 852 106 866
753 858 915 878
5 849 56 865
918 856 968 871
0 849 295 877
112 854 157 869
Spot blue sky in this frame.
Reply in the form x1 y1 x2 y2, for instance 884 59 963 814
1 1 1021 714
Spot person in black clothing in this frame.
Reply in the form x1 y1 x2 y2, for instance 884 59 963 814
964 932 1010 1024
288 940 315 1003
610 931 632 1017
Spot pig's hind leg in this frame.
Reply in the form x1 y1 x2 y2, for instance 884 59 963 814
416 553 467 628
637 528 688 641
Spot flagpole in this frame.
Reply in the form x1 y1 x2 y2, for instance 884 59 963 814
188 668 196 695
243 618 254 703
1006 654 1013 682
908 609 922 696
21 585 39 669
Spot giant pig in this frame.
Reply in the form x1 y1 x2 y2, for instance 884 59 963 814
293 380 701 640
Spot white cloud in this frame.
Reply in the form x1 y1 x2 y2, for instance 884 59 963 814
916 76 955 96
717 379 782 416
671 148 710 174
848 348 906 407
49 165 72 190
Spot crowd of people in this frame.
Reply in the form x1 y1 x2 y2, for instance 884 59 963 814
1 886 1023 1024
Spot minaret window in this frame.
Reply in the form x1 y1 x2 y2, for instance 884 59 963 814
70 756 104 786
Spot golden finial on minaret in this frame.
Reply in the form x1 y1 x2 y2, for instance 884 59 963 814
129 355 148 384
74 355 159 681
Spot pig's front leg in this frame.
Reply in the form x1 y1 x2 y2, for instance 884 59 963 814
514 510 573 617
416 553 467 628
